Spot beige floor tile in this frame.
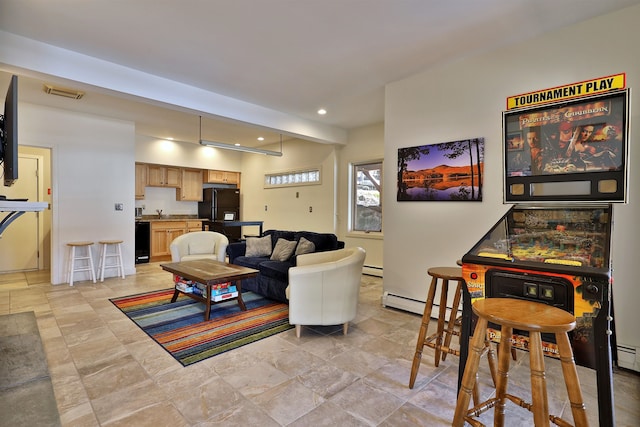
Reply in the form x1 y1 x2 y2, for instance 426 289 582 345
288 400 368 426
331 379 405 425
251 378 324 425
1 265 638 426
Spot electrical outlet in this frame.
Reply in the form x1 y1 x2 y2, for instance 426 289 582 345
265 205 268 211
115 203 124 211
296 192 299 198
309 206 312 213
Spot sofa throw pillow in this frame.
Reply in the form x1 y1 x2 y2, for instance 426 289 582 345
189 240 215 255
246 235 273 257
270 238 297 261
295 236 316 256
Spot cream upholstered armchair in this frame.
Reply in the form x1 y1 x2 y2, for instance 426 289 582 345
286 247 366 338
170 231 229 262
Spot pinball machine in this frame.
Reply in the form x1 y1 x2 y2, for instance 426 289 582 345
458 81 629 426
460 204 615 425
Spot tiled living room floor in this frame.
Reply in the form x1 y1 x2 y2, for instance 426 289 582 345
0 263 638 426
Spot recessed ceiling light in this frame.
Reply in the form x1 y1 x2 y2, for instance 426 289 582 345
166 137 174 140
234 143 241 147
257 137 264 141
317 108 327 115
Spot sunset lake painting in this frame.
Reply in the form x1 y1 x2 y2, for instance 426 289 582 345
397 138 484 201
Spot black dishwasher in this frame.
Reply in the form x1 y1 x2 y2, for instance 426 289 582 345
135 221 150 264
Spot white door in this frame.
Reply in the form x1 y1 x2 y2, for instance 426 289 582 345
0 155 40 272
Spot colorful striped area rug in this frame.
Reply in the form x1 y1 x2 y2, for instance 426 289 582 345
110 289 293 366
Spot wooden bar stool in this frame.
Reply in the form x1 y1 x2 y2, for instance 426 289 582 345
97 240 125 282
67 241 97 286
409 266 465 388
452 298 589 427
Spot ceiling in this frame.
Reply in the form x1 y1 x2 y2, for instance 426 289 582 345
1 0 639 148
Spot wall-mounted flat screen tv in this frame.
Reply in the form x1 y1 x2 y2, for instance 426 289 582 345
503 89 628 203
1 74 18 187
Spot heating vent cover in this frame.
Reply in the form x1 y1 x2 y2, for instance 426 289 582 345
43 84 85 99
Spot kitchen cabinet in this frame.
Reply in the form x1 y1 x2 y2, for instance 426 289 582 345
177 168 203 201
148 165 181 187
150 220 203 261
204 170 240 186
135 163 148 200
186 220 203 232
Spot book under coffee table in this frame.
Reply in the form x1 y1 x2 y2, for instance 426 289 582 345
160 259 259 321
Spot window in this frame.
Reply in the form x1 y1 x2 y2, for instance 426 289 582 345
264 167 321 188
351 161 382 232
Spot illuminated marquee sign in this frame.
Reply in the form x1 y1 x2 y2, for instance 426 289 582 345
506 73 626 110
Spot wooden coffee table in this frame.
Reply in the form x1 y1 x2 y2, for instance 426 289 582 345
160 259 259 321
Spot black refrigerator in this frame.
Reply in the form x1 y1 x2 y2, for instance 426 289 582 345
198 188 241 241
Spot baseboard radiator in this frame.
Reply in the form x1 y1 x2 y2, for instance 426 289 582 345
382 291 458 319
363 265 383 277
617 344 640 372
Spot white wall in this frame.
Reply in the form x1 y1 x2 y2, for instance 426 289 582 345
384 5 640 361
240 139 337 233
20 103 136 284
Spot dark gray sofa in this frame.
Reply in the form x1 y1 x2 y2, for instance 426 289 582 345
226 230 345 302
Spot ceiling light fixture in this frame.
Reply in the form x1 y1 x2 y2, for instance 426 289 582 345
317 108 327 115
198 116 283 156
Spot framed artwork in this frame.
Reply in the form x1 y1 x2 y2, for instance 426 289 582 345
503 89 629 202
397 138 484 201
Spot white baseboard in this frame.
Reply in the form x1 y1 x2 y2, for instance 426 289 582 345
617 344 640 372
382 291 459 319
382 292 424 315
363 265 383 277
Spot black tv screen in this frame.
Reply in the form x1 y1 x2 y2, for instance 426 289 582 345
1 75 18 187
503 89 628 202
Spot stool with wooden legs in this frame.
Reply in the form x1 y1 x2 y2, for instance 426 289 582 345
452 298 589 427
97 240 125 282
66 241 97 286
409 266 466 389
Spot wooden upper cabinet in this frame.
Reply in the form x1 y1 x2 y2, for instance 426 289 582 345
135 163 148 200
148 165 181 187
204 170 240 186
177 168 203 201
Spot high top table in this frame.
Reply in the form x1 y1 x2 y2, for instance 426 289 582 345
0 200 48 236
160 259 258 321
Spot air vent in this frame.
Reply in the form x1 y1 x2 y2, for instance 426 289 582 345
43 84 85 99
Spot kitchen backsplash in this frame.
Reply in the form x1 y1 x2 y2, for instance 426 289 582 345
135 186 199 218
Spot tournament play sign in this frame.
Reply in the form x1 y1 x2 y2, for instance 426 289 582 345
507 73 626 110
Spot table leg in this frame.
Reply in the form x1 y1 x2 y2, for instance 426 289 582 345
204 284 212 321
171 288 180 302
236 280 247 311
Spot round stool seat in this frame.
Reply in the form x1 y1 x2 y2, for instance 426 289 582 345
427 266 463 280
473 298 576 334
98 239 123 245
67 241 94 247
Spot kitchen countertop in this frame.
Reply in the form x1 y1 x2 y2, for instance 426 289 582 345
136 216 207 222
